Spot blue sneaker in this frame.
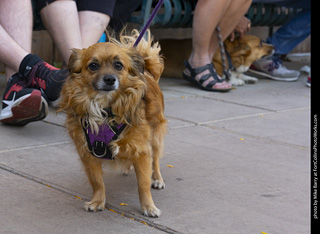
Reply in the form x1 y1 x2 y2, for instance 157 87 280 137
248 56 300 81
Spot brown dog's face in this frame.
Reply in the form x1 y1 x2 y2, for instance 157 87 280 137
67 42 145 107
226 35 274 72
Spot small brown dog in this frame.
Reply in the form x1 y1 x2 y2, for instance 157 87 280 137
213 35 274 86
58 30 167 217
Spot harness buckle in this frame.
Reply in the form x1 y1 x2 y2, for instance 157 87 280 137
92 140 108 158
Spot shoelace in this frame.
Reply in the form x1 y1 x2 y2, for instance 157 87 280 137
266 57 282 72
25 63 40 87
24 62 50 91
8 75 27 89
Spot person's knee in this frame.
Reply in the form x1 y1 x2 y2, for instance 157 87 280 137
236 0 252 8
230 0 252 14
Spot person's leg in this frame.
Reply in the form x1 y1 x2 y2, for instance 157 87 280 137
189 0 231 68
249 2 310 82
209 0 252 58
77 0 115 48
266 9 310 55
78 11 110 48
0 0 32 80
40 0 114 64
0 0 50 125
185 0 232 91
39 0 82 65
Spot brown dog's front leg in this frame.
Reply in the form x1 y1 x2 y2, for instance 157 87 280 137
133 155 161 217
151 141 165 189
80 155 106 212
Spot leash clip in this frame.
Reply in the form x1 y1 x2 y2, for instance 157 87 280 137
92 140 108 158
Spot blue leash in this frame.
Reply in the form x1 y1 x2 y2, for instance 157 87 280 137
133 0 164 47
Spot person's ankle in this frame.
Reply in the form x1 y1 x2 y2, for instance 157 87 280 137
18 54 43 77
188 56 211 68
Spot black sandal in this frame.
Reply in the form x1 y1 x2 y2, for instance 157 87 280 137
182 60 231 92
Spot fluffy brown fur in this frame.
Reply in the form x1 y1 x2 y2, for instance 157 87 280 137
58 30 167 217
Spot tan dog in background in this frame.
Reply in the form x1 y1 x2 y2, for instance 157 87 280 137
213 35 274 85
58 30 167 217
161 35 274 86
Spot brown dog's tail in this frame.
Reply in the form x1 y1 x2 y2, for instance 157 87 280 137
108 29 164 82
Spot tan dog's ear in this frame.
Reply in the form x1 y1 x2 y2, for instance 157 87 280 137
229 43 251 57
68 49 83 74
128 48 145 76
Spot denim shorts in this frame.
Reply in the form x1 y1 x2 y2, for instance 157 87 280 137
35 0 116 17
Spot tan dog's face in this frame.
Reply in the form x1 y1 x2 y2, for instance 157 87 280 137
67 42 145 109
226 35 274 72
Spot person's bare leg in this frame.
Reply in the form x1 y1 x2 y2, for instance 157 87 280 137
186 0 232 90
209 0 252 58
78 11 110 49
40 0 82 65
0 0 32 80
190 0 230 67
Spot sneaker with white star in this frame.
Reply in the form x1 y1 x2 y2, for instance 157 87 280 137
0 73 48 126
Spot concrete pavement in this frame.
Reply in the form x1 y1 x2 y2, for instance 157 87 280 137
0 60 311 234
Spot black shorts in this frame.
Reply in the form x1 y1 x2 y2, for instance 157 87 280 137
35 0 116 17
109 0 143 32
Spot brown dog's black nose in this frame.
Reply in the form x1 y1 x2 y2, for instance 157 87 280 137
95 75 119 92
103 75 116 86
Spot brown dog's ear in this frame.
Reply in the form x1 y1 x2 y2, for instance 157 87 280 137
68 49 83 74
229 43 251 57
128 49 145 76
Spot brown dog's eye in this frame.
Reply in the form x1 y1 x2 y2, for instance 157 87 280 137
88 62 100 71
113 61 123 71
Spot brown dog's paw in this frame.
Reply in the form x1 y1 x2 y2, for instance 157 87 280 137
84 200 105 212
142 204 161 218
151 179 165 189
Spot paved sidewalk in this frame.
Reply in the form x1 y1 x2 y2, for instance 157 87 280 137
0 60 311 234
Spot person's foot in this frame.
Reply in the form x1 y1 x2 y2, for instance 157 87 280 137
248 55 300 81
19 54 68 102
0 73 48 126
183 60 232 92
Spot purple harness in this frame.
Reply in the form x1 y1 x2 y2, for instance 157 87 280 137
82 109 127 160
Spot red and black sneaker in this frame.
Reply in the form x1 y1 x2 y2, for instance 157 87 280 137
0 73 48 126
19 54 68 102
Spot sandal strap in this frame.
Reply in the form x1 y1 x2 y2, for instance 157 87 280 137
184 60 212 78
184 60 225 89
198 73 216 85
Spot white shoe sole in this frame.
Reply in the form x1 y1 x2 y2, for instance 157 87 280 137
0 90 48 125
247 69 299 81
